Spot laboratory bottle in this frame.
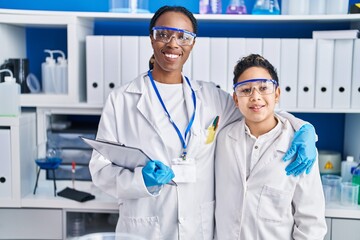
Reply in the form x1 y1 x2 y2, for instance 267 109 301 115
199 0 212 14
252 0 280 15
42 49 57 94
53 50 68 94
210 0 222 14
0 70 20 117
351 164 360 204
226 0 247 14
341 156 358 182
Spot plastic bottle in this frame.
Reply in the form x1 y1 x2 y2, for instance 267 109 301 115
42 49 57 94
226 0 247 14
341 156 358 182
53 50 68 94
252 0 280 15
351 164 360 204
0 69 20 117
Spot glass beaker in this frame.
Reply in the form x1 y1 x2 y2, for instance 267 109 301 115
252 0 280 15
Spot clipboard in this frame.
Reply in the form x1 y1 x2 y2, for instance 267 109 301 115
80 137 176 186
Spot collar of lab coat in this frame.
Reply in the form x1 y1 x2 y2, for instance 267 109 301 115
124 72 203 160
226 115 292 180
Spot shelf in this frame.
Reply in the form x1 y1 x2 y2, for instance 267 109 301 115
1 8 360 23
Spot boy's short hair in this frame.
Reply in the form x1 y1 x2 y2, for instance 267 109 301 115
233 54 279 85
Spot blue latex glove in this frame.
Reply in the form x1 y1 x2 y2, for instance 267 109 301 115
283 124 317 176
142 160 175 187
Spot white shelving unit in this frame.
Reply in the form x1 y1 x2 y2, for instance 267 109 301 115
0 8 360 239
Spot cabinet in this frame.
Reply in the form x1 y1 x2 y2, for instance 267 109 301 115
1 8 360 239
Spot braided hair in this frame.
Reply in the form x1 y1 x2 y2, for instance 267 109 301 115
149 5 198 35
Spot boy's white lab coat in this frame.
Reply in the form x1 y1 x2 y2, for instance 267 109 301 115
89 73 240 240
215 116 327 240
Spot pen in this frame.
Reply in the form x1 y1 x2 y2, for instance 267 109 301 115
213 116 219 131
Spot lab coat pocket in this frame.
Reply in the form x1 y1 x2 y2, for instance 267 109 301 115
117 215 161 240
200 200 215 240
258 185 292 223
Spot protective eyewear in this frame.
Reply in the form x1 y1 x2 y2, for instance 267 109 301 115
152 26 196 46
233 78 278 97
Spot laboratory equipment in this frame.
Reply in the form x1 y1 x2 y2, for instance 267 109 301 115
109 0 149 13
42 49 57 93
33 157 62 196
0 58 30 93
341 156 358 182
309 0 326 15
211 0 222 14
318 150 341 175
340 182 359 207
53 50 68 94
352 164 360 204
322 174 342 204
0 69 20 117
288 0 309 15
199 0 212 14
252 0 280 15
226 0 247 14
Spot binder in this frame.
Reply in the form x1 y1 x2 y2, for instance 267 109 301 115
192 37 210 82
139 36 153 74
312 29 359 39
103 36 121 101
0 129 11 199
86 36 104 105
210 38 228 91
121 36 139 85
279 39 299 109
182 51 192 80
315 39 334 109
245 38 263 55
262 38 281 74
227 38 246 93
297 39 316 109
351 39 360 108
332 39 353 109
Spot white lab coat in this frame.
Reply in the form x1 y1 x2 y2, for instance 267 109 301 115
89 72 240 240
214 115 327 240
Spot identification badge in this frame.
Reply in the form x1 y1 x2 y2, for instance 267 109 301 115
171 158 196 183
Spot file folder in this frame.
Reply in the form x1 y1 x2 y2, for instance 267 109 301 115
86 36 104 105
192 37 210 82
351 39 360 109
0 129 11 199
104 36 121 101
332 39 353 109
245 38 263 55
139 36 153 74
315 39 334 109
121 36 139 85
280 39 299 109
297 39 316 109
227 38 246 93
210 38 228 91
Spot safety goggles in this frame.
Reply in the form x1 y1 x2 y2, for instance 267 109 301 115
152 26 196 46
233 78 278 97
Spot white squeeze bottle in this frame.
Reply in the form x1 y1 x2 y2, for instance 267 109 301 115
341 156 358 182
53 50 68 94
0 69 20 117
42 49 56 94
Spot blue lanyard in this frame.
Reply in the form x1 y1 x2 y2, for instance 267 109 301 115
147 70 196 159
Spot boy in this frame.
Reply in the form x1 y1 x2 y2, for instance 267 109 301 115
214 54 327 240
